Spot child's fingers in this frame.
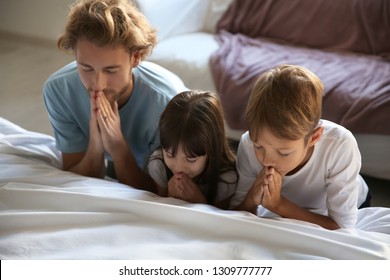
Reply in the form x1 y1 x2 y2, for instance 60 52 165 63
261 184 269 202
267 174 276 194
265 167 274 175
263 173 272 185
255 169 267 185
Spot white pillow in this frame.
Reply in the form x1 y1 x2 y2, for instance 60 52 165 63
135 0 209 41
204 0 233 33
148 33 218 91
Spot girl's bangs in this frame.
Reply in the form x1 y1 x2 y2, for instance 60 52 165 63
161 125 207 158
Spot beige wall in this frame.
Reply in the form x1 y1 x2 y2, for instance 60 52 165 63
0 0 74 42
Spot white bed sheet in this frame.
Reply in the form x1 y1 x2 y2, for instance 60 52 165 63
1 117 390 259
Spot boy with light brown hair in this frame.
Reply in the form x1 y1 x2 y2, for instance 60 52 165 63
231 64 369 230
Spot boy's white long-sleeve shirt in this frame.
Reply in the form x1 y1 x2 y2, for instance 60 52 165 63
231 120 369 228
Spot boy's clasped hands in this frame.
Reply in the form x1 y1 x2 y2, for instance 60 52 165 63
251 167 283 211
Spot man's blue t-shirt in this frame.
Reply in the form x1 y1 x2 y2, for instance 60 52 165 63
43 60 184 168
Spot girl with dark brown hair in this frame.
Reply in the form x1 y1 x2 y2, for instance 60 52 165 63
147 90 238 209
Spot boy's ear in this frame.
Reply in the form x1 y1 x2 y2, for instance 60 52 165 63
308 126 324 147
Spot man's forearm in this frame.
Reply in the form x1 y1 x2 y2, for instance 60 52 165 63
65 150 106 179
113 150 156 193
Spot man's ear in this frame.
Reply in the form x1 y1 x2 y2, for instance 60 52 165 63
131 51 141 67
308 126 324 147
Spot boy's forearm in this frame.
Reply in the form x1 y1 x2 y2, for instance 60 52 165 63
271 197 340 230
235 197 258 215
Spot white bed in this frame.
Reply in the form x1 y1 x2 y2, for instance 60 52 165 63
1 117 390 260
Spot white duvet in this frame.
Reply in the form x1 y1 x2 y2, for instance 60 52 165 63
1 117 389 259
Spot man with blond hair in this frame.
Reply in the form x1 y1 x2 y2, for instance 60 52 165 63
43 0 181 191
